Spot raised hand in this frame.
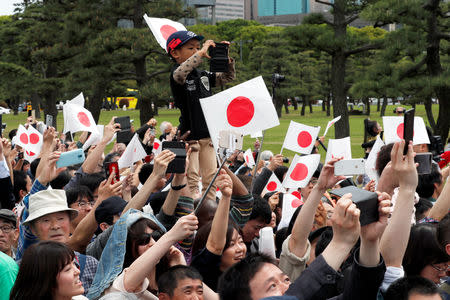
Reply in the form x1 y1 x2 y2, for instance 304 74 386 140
97 171 122 202
103 117 121 143
360 192 391 242
330 193 361 248
36 151 66 185
169 214 198 242
198 40 216 58
316 157 347 191
268 192 280 211
391 140 418 190
151 150 176 179
267 154 284 171
216 169 233 198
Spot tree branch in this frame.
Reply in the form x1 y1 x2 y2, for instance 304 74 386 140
344 43 382 57
315 0 334 8
437 32 450 41
398 56 427 80
345 14 359 25
147 68 170 79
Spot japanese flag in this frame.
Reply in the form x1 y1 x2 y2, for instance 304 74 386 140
200 76 279 150
278 193 304 230
382 116 430 145
15 125 43 162
67 92 85 107
365 136 385 181
251 131 263 138
282 154 321 189
243 149 255 168
325 137 352 163
262 173 284 196
143 14 187 51
118 134 147 169
63 98 98 135
323 115 341 137
83 125 104 151
152 138 162 156
282 121 320 154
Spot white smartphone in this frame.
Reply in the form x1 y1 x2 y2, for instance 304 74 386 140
218 130 244 151
334 159 366 176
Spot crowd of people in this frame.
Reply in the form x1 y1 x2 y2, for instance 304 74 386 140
0 29 448 300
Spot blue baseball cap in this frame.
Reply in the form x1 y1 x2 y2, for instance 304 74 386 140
166 30 204 53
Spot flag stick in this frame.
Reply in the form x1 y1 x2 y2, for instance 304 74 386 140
194 157 227 215
316 137 327 152
280 146 284 155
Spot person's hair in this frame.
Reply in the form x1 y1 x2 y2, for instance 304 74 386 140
314 226 334 257
78 173 105 193
414 198 433 222
65 185 93 207
384 276 442 300
248 196 272 224
260 150 273 161
437 213 450 250
103 152 121 173
9 128 17 140
336 178 356 188
123 218 161 269
158 265 203 296
218 253 276 300
30 158 40 178
403 223 449 276
274 166 288 182
192 220 240 257
160 121 171 134
10 241 75 300
366 120 379 137
13 170 28 202
376 143 395 176
237 166 252 175
275 227 288 258
50 170 72 189
236 174 252 192
416 164 442 198
139 163 154 185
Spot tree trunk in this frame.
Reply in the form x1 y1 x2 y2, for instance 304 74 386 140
42 63 58 129
326 94 331 116
363 97 370 115
31 93 41 119
377 98 381 112
87 87 103 123
284 99 289 114
292 97 298 110
380 96 387 117
424 96 436 130
424 0 449 142
309 99 313 113
301 96 306 116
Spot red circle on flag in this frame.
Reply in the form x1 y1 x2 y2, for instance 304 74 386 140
397 123 404 139
226 96 254 127
160 25 177 40
29 133 39 144
290 163 308 181
267 181 277 191
20 133 28 144
291 190 301 199
77 112 91 127
291 198 302 208
245 156 249 163
297 131 312 148
26 150 35 156
154 142 160 150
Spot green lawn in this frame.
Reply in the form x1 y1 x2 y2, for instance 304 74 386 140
2 104 439 161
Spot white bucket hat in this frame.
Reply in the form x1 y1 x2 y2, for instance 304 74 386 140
23 190 78 226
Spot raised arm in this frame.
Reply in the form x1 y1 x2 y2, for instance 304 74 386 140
427 170 450 221
206 170 232 254
123 214 198 292
380 140 418 267
223 165 248 196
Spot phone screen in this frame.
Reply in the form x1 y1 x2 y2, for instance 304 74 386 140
403 108 415 155
108 162 120 183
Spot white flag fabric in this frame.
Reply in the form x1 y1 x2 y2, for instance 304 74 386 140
63 103 98 135
251 131 263 138
323 115 341 137
278 193 304 230
259 227 276 258
83 125 104 151
15 125 43 162
282 121 320 154
243 148 255 168
365 136 385 181
282 154 321 189
200 76 280 150
382 116 430 145
143 14 187 51
262 173 284 196
152 138 162 156
325 137 352 163
67 92 85 107
118 134 147 169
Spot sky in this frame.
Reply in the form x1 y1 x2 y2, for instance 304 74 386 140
0 0 20 16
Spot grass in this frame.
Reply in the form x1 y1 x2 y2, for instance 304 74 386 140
2 104 439 161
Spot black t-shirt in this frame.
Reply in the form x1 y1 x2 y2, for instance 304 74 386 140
170 66 216 141
190 247 222 291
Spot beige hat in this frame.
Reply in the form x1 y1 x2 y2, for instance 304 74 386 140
23 190 78 226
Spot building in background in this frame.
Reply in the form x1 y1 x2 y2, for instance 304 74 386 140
197 0 245 23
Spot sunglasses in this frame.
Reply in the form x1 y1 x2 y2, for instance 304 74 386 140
136 233 153 246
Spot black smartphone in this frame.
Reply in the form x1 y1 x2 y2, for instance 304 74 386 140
209 43 229 73
114 116 131 131
403 108 415 155
415 152 433 175
162 141 186 173
18 152 24 160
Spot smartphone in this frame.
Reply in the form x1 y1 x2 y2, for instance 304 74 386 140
334 159 366 176
18 152 24 160
162 141 186 173
46 114 53 128
209 42 229 73
108 161 120 183
218 130 244 151
56 149 85 168
144 155 152 163
114 116 131 131
403 108 415 155
415 152 432 175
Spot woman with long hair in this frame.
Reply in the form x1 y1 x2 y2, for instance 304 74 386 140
10 240 87 300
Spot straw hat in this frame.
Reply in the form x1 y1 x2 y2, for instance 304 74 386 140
22 190 78 226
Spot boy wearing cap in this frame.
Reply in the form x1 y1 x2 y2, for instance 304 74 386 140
167 30 235 199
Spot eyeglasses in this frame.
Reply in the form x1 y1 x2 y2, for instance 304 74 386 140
77 201 94 208
136 233 152 246
431 263 450 272
0 225 15 233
